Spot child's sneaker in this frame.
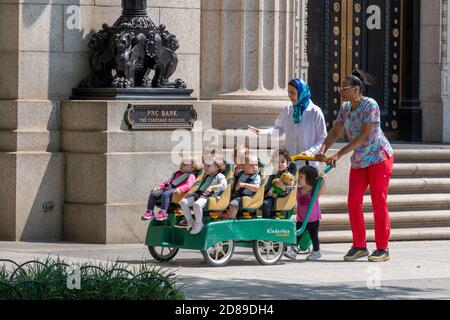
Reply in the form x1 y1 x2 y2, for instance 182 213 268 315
187 220 194 232
306 251 322 261
177 218 194 232
283 246 298 260
190 223 204 235
141 210 154 221
298 248 311 255
177 218 188 227
155 210 168 221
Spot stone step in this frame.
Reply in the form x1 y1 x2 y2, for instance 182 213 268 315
318 210 450 231
392 163 450 177
387 178 450 194
319 227 450 243
320 194 450 213
393 149 450 162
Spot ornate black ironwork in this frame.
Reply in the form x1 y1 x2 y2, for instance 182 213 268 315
78 0 187 92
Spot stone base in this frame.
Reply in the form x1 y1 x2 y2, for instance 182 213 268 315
62 100 212 244
64 204 148 244
444 99 450 143
0 100 64 241
71 88 195 101
0 152 64 241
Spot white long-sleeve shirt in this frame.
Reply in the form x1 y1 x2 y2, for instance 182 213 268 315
266 100 327 170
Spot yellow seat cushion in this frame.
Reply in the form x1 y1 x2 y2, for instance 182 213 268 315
207 185 232 211
241 174 267 210
206 162 235 211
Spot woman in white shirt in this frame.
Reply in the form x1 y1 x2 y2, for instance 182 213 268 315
249 79 327 170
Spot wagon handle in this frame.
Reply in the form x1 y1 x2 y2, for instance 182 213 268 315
290 154 331 164
295 164 333 237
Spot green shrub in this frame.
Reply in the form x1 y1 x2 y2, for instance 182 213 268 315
0 258 185 300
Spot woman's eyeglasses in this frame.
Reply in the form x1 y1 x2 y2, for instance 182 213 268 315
338 86 352 93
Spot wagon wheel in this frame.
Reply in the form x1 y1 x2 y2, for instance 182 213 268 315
148 246 179 263
253 240 285 265
201 240 235 267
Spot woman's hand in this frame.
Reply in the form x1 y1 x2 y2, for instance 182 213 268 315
152 187 160 192
314 145 328 162
315 153 327 162
328 153 341 168
248 125 263 135
319 173 328 181
174 188 183 196
300 152 309 156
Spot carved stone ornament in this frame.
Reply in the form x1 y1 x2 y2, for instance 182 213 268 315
73 0 193 100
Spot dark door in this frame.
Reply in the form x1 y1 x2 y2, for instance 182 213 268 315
307 0 421 141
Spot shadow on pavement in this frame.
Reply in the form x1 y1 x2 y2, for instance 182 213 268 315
118 257 368 268
177 275 447 300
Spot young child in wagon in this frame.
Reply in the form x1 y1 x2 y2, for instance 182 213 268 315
262 148 297 219
285 165 327 261
222 153 261 219
141 155 200 222
180 153 228 235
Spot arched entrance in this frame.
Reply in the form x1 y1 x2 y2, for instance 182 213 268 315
307 0 421 141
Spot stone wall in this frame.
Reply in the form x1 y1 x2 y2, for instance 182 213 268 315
0 0 200 100
61 100 211 243
420 0 445 142
200 0 299 130
442 0 450 143
0 0 202 241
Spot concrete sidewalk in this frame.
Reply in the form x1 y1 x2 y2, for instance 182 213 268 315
0 240 449 300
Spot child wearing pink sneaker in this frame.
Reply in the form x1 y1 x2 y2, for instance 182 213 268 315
284 165 327 261
142 157 199 222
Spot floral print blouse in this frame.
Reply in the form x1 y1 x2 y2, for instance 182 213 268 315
336 97 394 169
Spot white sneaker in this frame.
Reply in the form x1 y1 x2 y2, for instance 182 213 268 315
298 248 311 255
306 251 322 261
283 246 298 260
190 223 204 235
187 221 194 232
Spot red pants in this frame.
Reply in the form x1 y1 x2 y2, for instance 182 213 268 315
348 153 394 250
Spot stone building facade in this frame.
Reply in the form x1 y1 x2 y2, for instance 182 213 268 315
0 0 449 242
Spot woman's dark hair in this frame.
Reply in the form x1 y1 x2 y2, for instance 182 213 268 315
345 69 375 92
288 79 297 88
300 165 319 187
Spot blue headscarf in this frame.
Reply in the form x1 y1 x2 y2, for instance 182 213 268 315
292 79 312 124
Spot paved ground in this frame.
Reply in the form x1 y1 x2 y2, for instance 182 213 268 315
1 240 450 300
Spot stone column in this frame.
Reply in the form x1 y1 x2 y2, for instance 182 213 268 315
295 0 309 80
201 0 299 130
0 1 66 241
0 1 203 242
442 0 450 143
420 0 444 142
